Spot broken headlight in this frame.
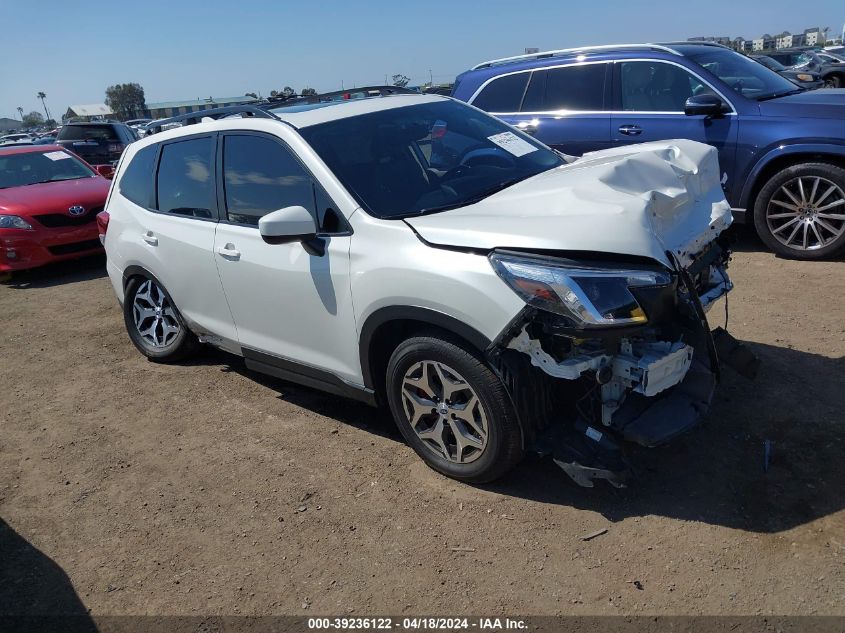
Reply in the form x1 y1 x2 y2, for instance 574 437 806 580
490 252 671 328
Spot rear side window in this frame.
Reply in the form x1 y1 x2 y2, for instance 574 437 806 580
543 64 607 111
155 137 215 218
222 134 315 226
57 125 120 141
118 145 157 207
471 72 530 112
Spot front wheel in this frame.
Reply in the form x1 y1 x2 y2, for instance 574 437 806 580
385 334 524 483
123 276 199 362
752 162 845 259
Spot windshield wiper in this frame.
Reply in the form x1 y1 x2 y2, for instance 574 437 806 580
757 88 805 101
415 177 526 215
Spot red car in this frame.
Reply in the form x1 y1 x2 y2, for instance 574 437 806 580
0 145 113 273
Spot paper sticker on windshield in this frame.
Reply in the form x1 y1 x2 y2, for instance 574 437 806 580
43 151 70 161
487 131 538 157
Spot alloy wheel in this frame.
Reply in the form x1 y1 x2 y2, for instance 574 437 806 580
132 280 181 348
766 175 845 251
401 360 489 464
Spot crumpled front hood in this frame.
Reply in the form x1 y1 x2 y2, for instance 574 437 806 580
405 139 732 268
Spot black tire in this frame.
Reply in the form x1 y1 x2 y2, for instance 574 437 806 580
123 275 200 362
752 162 845 260
824 74 842 89
385 333 523 483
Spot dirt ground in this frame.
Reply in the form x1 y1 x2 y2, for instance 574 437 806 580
1 228 843 618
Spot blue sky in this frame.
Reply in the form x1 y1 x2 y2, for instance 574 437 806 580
2 0 843 121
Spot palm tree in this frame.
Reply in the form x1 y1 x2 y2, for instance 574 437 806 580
36 92 51 123
16 106 23 121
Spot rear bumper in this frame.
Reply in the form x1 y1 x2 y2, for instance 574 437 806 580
0 225 103 272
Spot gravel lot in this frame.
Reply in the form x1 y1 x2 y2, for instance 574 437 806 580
1 229 843 617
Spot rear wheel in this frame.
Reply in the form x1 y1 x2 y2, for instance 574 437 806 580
753 162 845 259
824 74 842 89
123 276 199 362
385 334 523 483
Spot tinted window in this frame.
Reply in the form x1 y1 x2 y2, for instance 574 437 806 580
156 137 215 218
472 73 529 112
223 135 315 226
520 70 546 111
119 145 157 207
543 64 606 111
621 61 710 112
57 125 120 141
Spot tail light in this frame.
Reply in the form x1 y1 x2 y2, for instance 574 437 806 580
96 211 110 244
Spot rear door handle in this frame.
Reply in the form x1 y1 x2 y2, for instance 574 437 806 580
215 243 241 260
142 231 158 246
618 125 643 136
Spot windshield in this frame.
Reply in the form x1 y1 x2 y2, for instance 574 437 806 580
298 99 563 219
683 48 801 100
57 125 119 141
0 150 94 189
756 56 786 71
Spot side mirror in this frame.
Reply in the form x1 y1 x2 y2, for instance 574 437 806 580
258 205 318 245
94 164 115 179
684 94 727 117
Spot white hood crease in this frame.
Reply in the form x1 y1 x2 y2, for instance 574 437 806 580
406 139 732 268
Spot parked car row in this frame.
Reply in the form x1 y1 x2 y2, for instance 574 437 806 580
752 48 845 88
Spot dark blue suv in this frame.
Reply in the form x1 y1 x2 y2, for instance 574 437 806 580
452 42 845 259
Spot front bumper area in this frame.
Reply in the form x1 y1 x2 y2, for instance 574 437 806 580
487 247 755 488
0 224 103 272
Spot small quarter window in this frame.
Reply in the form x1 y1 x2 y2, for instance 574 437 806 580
119 145 157 208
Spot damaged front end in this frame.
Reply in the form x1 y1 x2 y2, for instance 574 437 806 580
487 238 755 488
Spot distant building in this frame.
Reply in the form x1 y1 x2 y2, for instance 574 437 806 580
695 26 826 53
144 96 259 120
0 117 23 132
64 104 114 122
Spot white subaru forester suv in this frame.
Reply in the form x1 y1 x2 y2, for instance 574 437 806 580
99 87 745 487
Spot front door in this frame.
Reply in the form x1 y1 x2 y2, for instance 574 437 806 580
610 60 739 186
212 132 361 384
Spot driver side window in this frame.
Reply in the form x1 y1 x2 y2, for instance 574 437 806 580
620 61 710 112
222 134 346 233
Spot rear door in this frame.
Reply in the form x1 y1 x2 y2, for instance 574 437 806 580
610 59 739 184
471 63 612 155
122 134 238 346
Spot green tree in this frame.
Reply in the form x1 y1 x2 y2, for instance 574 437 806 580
245 92 258 99
300 87 317 96
22 111 44 127
391 74 410 88
270 90 279 98
282 86 295 97
105 83 146 120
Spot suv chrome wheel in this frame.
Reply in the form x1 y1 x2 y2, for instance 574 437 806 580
401 360 488 464
132 279 181 348
766 176 845 251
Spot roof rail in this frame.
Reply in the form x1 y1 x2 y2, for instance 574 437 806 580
261 85 419 109
661 40 732 49
145 105 279 135
470 43 682 70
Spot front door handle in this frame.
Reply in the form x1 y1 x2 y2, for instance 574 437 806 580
618 124 643 136
142 231 158 246
215 243 241 260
